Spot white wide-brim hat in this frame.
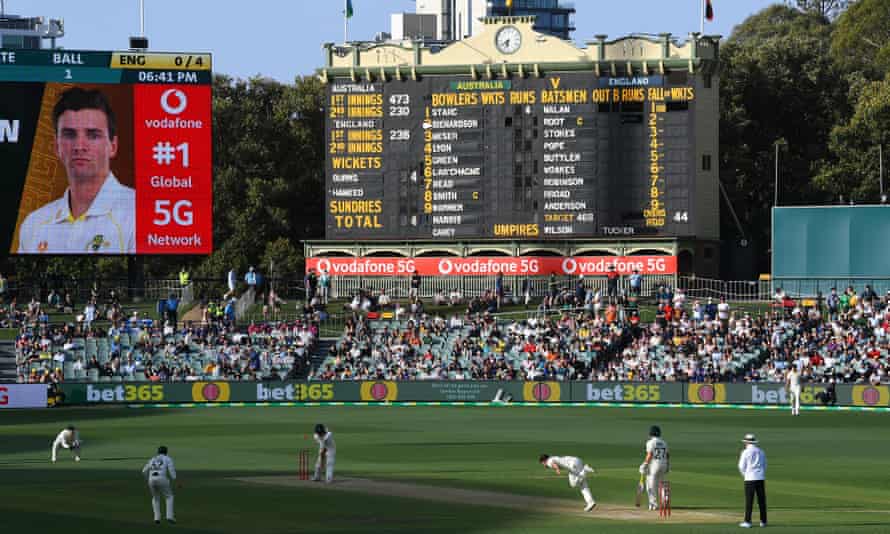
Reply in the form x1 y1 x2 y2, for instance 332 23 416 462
742 433 759 444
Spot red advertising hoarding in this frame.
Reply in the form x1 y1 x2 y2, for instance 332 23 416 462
305 256 677 276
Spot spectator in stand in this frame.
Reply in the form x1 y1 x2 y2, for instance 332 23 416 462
179 267 190 288
244 266 259 292
224 267 237 299
705 298 718 321
606 266 619 300
319 269 330 304
827 288 839 321
717 297 731 332
629 269 642 298
304 269 317 302
575 276 586 306
82 299 97 331
378 289 392 308
495 272 504 309
165 293 179 327
0 272 7 304
409 269 421 300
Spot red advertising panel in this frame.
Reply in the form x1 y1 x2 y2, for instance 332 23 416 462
306 256 677 276
134 84 212 253
2 50 213 255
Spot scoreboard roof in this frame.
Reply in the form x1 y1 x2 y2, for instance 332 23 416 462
320 17 719 80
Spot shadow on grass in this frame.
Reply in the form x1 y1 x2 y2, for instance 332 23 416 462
0 467 559 534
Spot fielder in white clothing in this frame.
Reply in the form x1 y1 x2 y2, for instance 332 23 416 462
51 425 81 463
539 454 597 511
640 425 670 511
786 368 801 416
142 446 177 524
313 423 336 483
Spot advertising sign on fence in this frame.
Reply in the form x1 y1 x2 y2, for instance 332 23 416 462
57 381 879 408
0 384 48 408
305 256 677 277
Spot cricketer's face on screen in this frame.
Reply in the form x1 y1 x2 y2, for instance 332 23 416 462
55 108 118 183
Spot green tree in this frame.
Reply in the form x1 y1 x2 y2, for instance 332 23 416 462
814 77 890 201
719 5 849 273
787 0 853 20
830 0 890 77
195 74 325 286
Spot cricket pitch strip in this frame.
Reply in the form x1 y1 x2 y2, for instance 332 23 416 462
234 476 733 524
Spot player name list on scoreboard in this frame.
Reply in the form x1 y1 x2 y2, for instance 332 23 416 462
324 73 696 240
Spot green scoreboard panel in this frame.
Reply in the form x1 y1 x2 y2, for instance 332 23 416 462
325 72 697 240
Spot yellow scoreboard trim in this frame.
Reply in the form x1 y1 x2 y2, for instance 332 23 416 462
111 52 212 70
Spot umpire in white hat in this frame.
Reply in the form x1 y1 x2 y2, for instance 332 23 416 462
737 433 767 528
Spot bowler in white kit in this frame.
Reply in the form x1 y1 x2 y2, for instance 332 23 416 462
313 423 336 483
539 454 597 511
51 425 81 463
640 425 670 511
142 445 177 524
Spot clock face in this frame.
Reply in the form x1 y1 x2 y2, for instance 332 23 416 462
495 26 522 54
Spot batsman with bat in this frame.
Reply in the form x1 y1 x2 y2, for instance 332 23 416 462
640 425 670 511
313 423 336 483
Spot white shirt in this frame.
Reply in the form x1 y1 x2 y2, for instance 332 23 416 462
315 431 335 453
142 454 177 481
645 437 669 466
18 173 135 254
787 369 801 389
717 302 730 320
546 455 582 475
738 444 767 481
55 428 79 446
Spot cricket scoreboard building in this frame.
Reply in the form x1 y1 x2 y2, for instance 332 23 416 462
0 49 212 255
311 18 720 277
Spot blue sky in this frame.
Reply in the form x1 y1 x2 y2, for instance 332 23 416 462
13 0 778 82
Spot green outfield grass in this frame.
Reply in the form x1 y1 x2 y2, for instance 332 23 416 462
1 405 888 533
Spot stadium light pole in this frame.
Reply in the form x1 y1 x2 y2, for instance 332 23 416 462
774 139 787 207
880 143 885 203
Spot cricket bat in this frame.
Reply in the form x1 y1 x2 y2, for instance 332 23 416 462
634 473 644 507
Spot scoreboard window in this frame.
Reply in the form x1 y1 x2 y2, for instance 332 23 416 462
0 50 212 255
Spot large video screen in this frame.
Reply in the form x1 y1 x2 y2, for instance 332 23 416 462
325 72 697 240
0 50 212 254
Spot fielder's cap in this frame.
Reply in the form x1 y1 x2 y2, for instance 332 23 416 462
741 433 758 444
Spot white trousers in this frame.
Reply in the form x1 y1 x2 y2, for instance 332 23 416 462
314 450 336 482
51 437 79 462
790 386 801 415
646 466 668 508
566 460 595 506
148 477 175 521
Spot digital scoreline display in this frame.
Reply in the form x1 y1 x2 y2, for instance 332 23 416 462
0 49 212 255
325 72 697 240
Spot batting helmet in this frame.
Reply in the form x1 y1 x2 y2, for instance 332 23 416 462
315 424 326 435
649 425 661 437
158 446 168 455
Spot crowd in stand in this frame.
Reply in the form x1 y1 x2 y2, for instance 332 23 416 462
13 275 317 384
10 267 890 387
312 281 890 385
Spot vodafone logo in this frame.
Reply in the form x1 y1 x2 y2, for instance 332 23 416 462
561 258 577 275
160 89 188 115
0 386 7 405
316 258 332 273
438 259 454 275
